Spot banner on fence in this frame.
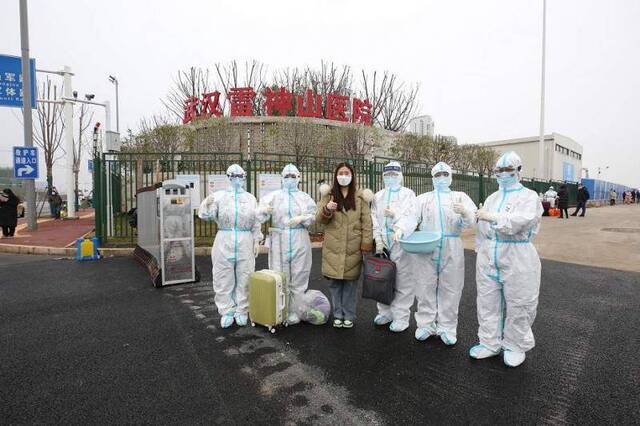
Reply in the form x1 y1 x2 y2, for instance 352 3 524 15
257 174 281 200
207 174 230 195
176 174 202 209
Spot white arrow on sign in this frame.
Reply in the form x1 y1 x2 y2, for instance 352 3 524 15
17 164 34 177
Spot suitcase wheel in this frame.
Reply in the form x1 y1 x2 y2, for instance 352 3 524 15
251 322 255 327
270 328 276 334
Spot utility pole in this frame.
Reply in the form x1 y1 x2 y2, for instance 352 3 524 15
62 66 76 218
19 0 37 230
537 0 547 181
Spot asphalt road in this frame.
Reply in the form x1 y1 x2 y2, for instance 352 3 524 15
1 250 639 425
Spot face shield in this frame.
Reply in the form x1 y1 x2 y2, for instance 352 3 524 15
383 162 403 190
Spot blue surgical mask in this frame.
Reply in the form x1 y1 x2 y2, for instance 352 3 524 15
496 172 518 188
283 177 298 190
230 177 244 190
383 175 401 190
433 176 450 191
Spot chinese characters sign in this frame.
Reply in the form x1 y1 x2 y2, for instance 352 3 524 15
183 87 372 126
0 54 36 108
13 146 39 179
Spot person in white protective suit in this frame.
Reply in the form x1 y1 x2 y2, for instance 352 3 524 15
543 186 557 207
257 164 317 325
413 162 477 345
470 151 543 368
371 161 419 332
198 164 263 329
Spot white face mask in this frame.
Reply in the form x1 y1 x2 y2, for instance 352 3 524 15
337 175 352 187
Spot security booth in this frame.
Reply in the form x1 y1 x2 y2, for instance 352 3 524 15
133 180 199 287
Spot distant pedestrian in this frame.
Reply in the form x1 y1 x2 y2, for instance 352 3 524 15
48 187 62 219
636 189 640 204
624 191 633 205
609 189 617 206
544 186 557 208
0 188 20 238
557 184 569 219
571 183 589 217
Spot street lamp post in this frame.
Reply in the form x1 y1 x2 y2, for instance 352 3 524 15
108 75 119 133
537 0 547 181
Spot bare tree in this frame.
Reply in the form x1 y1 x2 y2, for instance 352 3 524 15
378 81 420 132
214 60 268 115
72 104 94 205
33 77 65 191
162 67 211 122
335 126 380 158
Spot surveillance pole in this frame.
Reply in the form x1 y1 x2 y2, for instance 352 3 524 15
19 0 37 230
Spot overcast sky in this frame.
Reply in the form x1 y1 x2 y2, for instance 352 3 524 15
1 0 639 190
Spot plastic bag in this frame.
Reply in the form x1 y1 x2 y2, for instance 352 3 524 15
296 290 331 325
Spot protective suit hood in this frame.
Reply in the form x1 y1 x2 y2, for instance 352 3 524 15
281 163 301 191
494 151 522 189
383 161 403 190
431 161 452 191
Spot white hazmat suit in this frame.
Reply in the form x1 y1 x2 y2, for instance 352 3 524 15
198 164 263 328
471 151 543 367
371 161 418 332
257 164 317 325
414 162 477 345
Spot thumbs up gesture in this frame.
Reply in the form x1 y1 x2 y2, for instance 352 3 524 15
326 195 338 211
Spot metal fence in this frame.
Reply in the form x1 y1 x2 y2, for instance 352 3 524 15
93 152 578 244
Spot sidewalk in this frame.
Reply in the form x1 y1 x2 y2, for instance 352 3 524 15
461 203 640 272
0 209 95 254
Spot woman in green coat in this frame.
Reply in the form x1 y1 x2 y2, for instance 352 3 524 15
316 162 373 329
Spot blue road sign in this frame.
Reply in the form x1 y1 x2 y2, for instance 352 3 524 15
88 159 93 173
0 54 36 108
13 146 39 179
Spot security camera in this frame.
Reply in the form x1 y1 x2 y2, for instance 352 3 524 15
85 94 95 101
72 91 78 99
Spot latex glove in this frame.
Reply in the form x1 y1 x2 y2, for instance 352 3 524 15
286 215 305 227
392 229 403 242
476 209 499 223
204 194 215 207
254 240 261 258
383 207 396 218
375 236 385 254
452 202 467 215
259 205 273 216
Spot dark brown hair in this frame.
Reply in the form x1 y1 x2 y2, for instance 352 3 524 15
331 162 357 211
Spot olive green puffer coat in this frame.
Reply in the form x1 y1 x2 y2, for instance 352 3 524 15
316 188 373 280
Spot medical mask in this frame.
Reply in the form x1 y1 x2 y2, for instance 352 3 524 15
496 172 518 188
433 176 451 191
229 177 244 189
337 175 352 187
383 175 401 190
283 177 298 190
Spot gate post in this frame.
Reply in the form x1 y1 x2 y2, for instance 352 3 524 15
93 154 103 244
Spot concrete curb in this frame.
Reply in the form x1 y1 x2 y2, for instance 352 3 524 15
0 241 325 257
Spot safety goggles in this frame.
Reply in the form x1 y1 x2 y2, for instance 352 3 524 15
228 173 245 179
283 173 298 179
494 167 516 174
433 171 450 178
383 171 400 177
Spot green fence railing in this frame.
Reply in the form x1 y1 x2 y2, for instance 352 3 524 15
94 151 578 244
